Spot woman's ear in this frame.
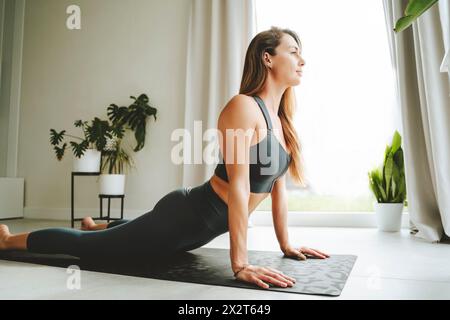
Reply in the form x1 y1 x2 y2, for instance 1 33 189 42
263 53 272 69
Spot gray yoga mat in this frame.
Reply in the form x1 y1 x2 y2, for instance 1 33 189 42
0 247 357 296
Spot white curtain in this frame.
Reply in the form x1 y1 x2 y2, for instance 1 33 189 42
439 0 450 86
182 0 256 188
383 0 450 242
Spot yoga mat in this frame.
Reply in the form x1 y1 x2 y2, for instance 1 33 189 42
0 248 357 296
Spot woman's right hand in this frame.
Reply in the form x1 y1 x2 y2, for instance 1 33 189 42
234 265 296 289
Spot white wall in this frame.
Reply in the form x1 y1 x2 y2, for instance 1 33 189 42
19 0 192 220
0 0 15 177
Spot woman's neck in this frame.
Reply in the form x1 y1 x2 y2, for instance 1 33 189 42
257 82 287 115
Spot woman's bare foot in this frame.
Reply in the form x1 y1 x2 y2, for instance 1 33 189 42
81 217 97 231
0 224 11 250
81 217 108 231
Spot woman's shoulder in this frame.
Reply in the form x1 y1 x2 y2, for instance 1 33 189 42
229 93 255 103
218 94 258 129
221 94 256 116
229 94 255 106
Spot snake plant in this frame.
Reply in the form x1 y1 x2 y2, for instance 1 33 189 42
368 131 407 204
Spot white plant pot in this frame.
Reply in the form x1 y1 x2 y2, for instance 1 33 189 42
73 149 101 173
374 202 403 232
99 174 126 195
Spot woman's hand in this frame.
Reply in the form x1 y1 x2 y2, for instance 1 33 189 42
234 265 296 289
282 245 330 260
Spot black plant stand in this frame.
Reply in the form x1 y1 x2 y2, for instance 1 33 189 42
71 172 124 228
99 194 124 223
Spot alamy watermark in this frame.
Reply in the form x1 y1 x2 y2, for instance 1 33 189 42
66 265 81 290
366 265 382 291
170 121 285 175
66 5 81 30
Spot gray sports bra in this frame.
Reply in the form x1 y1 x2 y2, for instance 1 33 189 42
214 95 292 193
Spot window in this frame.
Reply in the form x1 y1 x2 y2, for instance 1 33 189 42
255 0 400 212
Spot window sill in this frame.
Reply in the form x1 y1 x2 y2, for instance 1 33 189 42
250 210 410 228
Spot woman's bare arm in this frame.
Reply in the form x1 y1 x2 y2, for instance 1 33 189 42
271 174 331 260
270 175 291 252
218 95 297 289
218 94 255 273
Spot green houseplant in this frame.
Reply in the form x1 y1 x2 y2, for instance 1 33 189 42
50 117 112 172
98 132 136 195
98 93 158 195
50 93 158 194
107 93 158 152
101 135 135 174
368 130 407 232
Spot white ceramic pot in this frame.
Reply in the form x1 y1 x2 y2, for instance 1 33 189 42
73 149 101 173
374 202 403 232
99 174 126 195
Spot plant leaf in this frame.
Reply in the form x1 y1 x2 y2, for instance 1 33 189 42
369 172 382 202
391 130 402 154
369 168 387 202
107 104 129 127
394 147 404 174
70 140 89 158
49 129 66 145
86 117 111 151
394 0 439 33
133 122 146 152
74 120 88 128
53 143 67 161
394 15 417 33
384 154 394 200
405 0 438 16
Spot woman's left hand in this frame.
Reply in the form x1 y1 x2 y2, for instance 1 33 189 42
282 245 330 260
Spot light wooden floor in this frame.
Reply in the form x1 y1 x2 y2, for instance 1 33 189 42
0 219 449 300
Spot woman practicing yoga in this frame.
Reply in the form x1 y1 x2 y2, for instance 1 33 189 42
0 26 329 289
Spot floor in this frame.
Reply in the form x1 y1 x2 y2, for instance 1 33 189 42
0 219 449 300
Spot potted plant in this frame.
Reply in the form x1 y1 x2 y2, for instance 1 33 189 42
50 93 157 194
50 117 112 172
98 93 158 195
368 130 407 232
98 133 135 195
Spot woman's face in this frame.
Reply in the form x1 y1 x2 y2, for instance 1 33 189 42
264 33 305 87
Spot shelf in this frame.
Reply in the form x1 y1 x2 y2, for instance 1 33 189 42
71 173 124 228
71 172 100 176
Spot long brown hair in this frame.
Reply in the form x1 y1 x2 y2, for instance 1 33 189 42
240 26 306 187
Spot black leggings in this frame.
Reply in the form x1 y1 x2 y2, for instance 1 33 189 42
26 180 229 259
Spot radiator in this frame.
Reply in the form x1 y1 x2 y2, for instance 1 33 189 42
0 177 24 219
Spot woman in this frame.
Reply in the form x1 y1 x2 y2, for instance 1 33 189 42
0 26 329 290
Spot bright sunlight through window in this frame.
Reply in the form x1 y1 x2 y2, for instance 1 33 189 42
255 0 401 212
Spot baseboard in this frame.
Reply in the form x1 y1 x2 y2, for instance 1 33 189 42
24 207 145 222
250 211 410 228
24 207 410 228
